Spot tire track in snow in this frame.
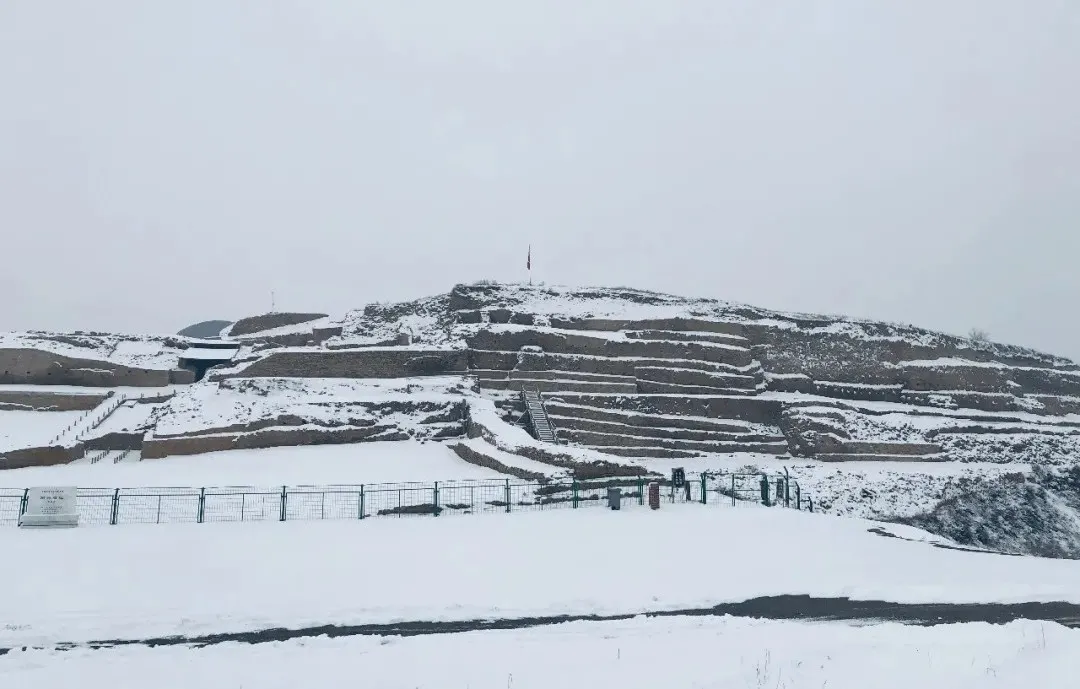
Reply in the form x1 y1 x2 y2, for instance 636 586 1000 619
4 595 1080 655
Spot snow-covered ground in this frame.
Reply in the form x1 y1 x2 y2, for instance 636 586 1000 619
150 376 472 437
0 332 186 370
0 410 84 451
0 441 499 487
2 506 1079 648
3 616 1074 689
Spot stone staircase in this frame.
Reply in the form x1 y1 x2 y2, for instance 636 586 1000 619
51 392 127 446
521 386 557 443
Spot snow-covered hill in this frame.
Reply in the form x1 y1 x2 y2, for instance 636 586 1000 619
4 281 1080 558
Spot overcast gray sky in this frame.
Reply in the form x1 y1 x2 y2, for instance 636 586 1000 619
1 1 1077 356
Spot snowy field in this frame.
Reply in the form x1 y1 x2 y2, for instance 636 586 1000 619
0 441 500 487
3 616 1075 689
150 376 472 437
0 410 83 451
3 506 1079 648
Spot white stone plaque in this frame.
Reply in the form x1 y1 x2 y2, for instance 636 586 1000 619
18 486 79 528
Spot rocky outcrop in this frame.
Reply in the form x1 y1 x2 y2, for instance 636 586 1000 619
900 465 1080 558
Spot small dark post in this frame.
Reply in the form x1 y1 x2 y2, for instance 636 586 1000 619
279 486 288 522
647 481 660 510
197 488 206 523
759 475 770 507
110 488 120 526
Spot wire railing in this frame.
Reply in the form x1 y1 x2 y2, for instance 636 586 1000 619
0 472 806 528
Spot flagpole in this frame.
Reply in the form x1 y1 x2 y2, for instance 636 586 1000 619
527 245 532 285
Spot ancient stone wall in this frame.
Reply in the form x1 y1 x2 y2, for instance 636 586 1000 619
230 349 469 378
142 424 406 459
228 312 328 337
0 444 84 470
0 390 106 411
550 394 784 426
84 432 144 451
0 348 172 387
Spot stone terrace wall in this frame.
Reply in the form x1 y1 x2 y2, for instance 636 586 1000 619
230 349 469 378
0 444 84 470
0 390 106 411
0 349 172 387
229 312 328 337
743 326 1080 398
550 394 784 426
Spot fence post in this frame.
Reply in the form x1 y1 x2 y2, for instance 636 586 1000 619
279 486 288 522
796 483 802 511
700 472 708 505
109 488 120 526
731 474 736 506
572 480 579 509
197 488 206 523
505 479 511 513
433 481 439 517
358 485 365 519
19 488 28 517
637 477 644 506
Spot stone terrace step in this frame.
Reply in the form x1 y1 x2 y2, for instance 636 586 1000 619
625 330 749 346
512 370 637 384
587 446 704 459
467 329 753 368
543 402 759 433
552 412 781 444
587 441 789 457
548 414 779 443
635 365 759 390
547 317 745 337
550 393 784 426
815 453 950 463
561 428 788 454
470 369 637 384
470 350 758 377
832 441 943 456
636 381 760 396
479 378 639 394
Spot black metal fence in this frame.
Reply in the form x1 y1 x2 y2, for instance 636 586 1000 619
0 472 805 528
